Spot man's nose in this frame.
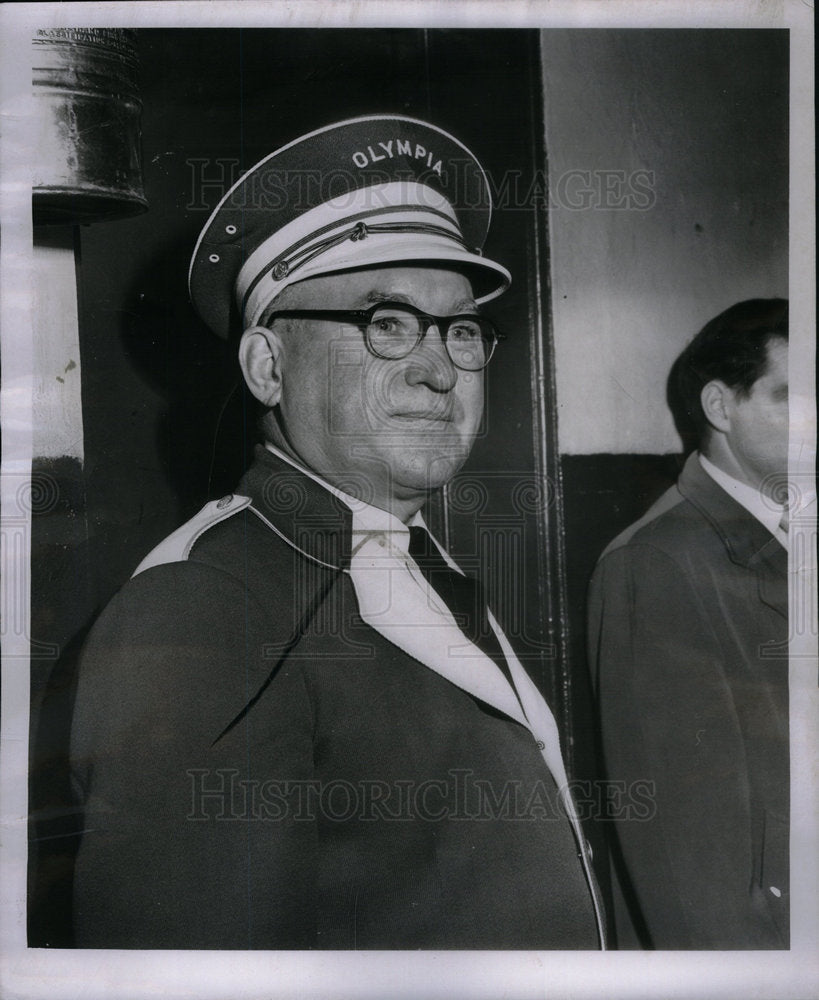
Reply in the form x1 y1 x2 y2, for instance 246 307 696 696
403 326 458 392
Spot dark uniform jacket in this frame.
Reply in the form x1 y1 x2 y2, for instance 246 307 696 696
588 453 788 949
70 447 604 949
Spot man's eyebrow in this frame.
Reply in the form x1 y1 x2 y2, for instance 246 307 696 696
362 290 479 312
362 290 411 305
453 297 479 312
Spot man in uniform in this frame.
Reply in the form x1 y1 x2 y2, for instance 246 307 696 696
588 299 789 948
70 116 605 949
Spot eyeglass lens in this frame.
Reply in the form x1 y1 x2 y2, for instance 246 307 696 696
367 306 493 371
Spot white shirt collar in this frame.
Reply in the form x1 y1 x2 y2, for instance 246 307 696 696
263 442 425 553
698 452 785 542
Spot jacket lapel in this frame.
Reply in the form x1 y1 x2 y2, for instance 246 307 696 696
679 453 788 621
750 537 788 619
349 533 533 731
351 551 576 800
241 446 545 732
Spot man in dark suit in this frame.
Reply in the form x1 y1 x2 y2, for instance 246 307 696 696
69 116 605 949
588 299 789 949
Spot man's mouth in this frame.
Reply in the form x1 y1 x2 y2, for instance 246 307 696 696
391 411 455 423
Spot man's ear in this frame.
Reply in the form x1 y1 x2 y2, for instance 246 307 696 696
238 325 284 407
700 379 733 434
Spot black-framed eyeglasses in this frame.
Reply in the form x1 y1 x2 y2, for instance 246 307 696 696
265 301 502 371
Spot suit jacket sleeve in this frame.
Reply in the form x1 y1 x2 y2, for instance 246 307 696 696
588 542 781 949
70 561 319 949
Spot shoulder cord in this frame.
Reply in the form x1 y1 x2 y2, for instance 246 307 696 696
245 503 344 571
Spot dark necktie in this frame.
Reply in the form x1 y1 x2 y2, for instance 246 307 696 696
407 526 517 692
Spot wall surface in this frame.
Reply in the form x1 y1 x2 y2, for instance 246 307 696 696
540 33 790 897
541 29 789 455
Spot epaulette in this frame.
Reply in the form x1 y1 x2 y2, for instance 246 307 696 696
132 494 252 577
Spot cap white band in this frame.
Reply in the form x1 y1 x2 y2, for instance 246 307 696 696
236 181 502 328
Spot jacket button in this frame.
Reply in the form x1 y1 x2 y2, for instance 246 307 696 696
535 740 545 750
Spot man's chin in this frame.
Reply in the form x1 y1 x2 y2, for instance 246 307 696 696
390 449 471 496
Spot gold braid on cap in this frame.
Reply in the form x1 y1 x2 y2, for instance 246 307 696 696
241 213 476 319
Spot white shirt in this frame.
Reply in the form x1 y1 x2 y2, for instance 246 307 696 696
698 453 788 548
